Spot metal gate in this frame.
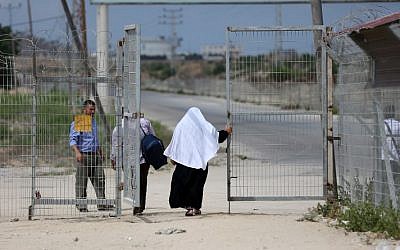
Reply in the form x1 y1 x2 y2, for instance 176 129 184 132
120 25 142 211
226 26 328 201
0 25 141 220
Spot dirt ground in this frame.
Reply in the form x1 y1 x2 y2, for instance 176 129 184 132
0 152 398 250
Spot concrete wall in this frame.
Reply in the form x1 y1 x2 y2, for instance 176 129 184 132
142 78 322 111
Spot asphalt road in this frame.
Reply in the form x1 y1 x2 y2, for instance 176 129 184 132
141 90 323 165
141 90 228 130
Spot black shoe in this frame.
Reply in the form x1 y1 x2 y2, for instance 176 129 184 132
133 207 144 215
98 205 115 211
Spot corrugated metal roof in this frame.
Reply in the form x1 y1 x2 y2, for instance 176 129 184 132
351 12 400 32
333 12 400 36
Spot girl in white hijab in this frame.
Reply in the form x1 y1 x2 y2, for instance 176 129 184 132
164 107 232 216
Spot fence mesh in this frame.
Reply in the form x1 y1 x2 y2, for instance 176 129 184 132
0 47 120 219
226 27 326 200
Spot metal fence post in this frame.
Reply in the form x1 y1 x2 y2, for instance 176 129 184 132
321 31 328 199
225 27 231 213
114 40 124 217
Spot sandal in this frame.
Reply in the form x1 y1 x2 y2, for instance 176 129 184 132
193 209 201 215
185 209 194 216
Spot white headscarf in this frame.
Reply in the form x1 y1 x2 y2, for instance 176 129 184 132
164 107 219 170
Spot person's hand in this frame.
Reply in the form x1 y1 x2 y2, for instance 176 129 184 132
111 159 116 170
225 126 233 134
75 151 82 163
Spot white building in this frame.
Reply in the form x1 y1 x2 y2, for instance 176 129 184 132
201 44 240 61
141 37 173 59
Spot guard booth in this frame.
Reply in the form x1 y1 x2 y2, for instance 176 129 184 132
330 12 400 208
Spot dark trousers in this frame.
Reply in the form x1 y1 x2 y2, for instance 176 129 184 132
135 163 150 211
75 153 105 209
169 163 208 210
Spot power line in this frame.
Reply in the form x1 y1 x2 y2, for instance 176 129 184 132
159 7 183 59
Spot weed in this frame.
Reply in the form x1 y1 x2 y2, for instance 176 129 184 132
313 178 400 239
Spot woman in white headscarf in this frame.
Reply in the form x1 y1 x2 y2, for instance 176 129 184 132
164 107 232 216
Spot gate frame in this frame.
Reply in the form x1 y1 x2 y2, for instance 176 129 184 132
121 24 142 211
225 25 329 204
27 70 119 219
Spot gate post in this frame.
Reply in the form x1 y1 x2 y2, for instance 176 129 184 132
225 27 231 213
30 45 38 219
321 29 328 199
324 28 338 200
114 39 124 217
327 56 338 198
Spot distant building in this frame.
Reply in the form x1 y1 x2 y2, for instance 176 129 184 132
141 37 173 59
201 44 240 61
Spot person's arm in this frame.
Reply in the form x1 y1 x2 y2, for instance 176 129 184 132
69 122 82 162
110 127 118 169
218 126 232 143
93 120 104 161
97 147 104 161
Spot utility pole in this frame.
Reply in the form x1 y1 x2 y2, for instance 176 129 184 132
80 0 88 56
159 8 183 60
275 4 283 53
310 0 323 50
61 0 111 139
0 2 22 55
72 0 87 56
27 0 35 76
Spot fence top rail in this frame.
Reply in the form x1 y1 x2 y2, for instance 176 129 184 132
227 25 327 32
91 0 400 4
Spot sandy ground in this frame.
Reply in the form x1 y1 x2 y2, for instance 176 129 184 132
2 151 397 250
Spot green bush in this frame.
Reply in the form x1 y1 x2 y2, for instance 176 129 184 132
144 62 175 80
340 202 400 239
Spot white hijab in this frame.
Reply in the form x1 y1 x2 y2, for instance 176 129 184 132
164 107 219 170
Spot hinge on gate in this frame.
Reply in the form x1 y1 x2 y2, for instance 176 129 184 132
123 112 134 118
124 112 138 119
123 112 144 119
327 136 341 142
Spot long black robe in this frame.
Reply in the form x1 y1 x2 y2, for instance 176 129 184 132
169 130 229 209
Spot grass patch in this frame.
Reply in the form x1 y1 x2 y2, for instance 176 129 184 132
0 91 115 158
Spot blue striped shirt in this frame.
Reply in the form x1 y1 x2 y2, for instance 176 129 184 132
69 118 99 153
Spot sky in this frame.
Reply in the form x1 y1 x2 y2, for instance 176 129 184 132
0 0 399 53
